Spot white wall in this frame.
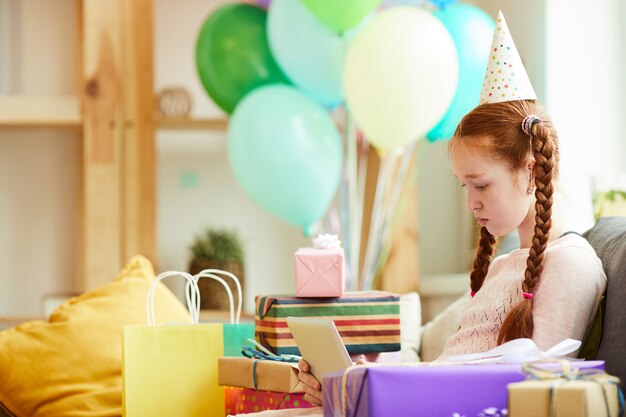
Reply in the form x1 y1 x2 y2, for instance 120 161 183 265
0 0 77 317
154 0 231 119
156 132 310 312
0 131 79 316
417 140 473 275
545 0 625 177
545 0 626 230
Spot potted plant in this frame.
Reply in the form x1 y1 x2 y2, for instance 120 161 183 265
188 227 245 310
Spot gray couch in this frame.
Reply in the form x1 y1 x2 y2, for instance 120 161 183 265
582 216 626 396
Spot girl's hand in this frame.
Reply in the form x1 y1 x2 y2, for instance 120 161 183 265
354 354 370 364
297 355 371 407
297 359 323 406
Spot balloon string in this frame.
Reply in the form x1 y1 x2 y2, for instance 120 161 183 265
354 134 369 290
346 107 360 291
361 152 396 290
334 107 349 288
370 143 416 287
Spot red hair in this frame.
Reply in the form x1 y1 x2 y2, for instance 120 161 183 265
449 100 559 344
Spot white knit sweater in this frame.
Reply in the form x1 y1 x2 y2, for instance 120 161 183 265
439 233 606 359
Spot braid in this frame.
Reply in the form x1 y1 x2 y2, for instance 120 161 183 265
470 227 496 295
497 122 556 344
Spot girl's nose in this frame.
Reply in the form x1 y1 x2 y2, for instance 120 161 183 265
467 194 482 212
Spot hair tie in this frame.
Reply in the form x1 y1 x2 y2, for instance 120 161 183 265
521 115 542 136
470 291 476 298
522 292 534 300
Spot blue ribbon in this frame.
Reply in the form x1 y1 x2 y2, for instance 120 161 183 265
241 346 301 363
239 338 301 391
240 337 301 363
252 359 259 390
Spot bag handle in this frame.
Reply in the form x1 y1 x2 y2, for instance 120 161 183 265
196 269 243 324
186 271 236 324
147 271 199 326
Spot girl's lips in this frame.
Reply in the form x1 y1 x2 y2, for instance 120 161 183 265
477 218 488 226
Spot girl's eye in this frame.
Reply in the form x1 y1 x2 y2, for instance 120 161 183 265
475 184 489 191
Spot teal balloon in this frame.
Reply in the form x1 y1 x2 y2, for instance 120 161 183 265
228 85 343 230
427 4 495 141
195 4 289 114
268 0 345 107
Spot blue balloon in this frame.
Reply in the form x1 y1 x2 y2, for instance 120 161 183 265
228 85 343 230
429 0 458 9
427 4 495 141
267 0 346 107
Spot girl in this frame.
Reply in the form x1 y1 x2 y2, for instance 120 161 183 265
440 99 606 357
296 99 606 406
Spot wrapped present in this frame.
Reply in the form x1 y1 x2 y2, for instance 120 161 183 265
224 386 314 415
218 357 304 393
295 234 345 297
255 291 400 355
508 362 622 417
322 361 606 417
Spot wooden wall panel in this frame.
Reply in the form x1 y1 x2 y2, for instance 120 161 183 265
80 0 124 290
79 0 155 290
120 0 156 266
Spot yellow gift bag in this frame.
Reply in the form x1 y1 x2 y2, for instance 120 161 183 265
123 271 224 417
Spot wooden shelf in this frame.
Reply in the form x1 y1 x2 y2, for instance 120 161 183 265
156 117 228 131
0 95 81 127
0 97 228 131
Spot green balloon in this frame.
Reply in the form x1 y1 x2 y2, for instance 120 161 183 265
301 0 382 32
195 4 289 113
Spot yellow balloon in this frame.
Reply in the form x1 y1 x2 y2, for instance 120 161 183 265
344 7 458 153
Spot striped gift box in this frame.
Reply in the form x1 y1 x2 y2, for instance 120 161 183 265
255 291 400 355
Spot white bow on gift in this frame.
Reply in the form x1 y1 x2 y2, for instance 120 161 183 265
445 338 582 364
313 234 342 250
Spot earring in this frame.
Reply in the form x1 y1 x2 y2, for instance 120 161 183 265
527 186 535 194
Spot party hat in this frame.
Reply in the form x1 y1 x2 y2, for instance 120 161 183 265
479 10 536 104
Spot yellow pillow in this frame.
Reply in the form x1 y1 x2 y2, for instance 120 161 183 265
0 255 191 417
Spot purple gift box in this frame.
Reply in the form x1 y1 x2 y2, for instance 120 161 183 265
322 361 605 417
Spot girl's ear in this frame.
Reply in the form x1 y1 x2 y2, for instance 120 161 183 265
527 159 535 181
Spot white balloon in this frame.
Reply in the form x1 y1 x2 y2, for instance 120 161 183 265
344 7 458 153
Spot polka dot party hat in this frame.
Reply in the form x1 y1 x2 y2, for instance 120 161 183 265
479 10 537 104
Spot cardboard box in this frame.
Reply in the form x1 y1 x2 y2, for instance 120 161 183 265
508 377 620 417
218 357 303 393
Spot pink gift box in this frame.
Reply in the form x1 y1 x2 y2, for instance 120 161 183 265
294 247 344 297
224 386 314 416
